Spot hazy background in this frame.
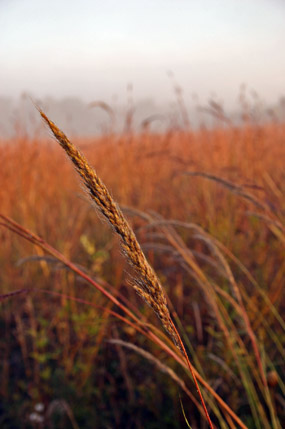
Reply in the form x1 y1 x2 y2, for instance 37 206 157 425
1 0 285 136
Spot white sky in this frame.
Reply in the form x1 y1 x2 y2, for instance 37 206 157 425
0 0 284 107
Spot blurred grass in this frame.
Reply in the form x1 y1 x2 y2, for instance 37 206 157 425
0 118 284 428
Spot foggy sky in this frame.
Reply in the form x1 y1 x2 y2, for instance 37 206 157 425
1 0 285 108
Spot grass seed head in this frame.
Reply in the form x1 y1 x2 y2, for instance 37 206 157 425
40 110 180 346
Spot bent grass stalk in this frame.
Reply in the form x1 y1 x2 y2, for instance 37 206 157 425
39 110 214 428
0 214 248 429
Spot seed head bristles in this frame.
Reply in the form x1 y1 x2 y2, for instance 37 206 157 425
39 110 179 346
38 110 215 428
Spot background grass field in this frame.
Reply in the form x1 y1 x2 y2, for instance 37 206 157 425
0 111 284 428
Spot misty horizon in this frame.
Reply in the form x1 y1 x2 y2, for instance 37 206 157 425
1 0 285 137
1 89 285 139
1 0 285 109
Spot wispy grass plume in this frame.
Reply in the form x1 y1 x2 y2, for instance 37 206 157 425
39 110 214 429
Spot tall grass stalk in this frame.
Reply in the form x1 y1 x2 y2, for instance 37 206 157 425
39 111 214 427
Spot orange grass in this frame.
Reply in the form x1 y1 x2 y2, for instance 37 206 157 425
0 121 284 428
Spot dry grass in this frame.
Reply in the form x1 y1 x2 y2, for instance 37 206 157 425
39 110 213 427
0 117 284 428
39 111 178 346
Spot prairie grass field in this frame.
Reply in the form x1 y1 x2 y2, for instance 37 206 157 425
0 116 284 428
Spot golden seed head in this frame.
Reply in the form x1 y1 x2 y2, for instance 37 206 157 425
40 110 180 347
